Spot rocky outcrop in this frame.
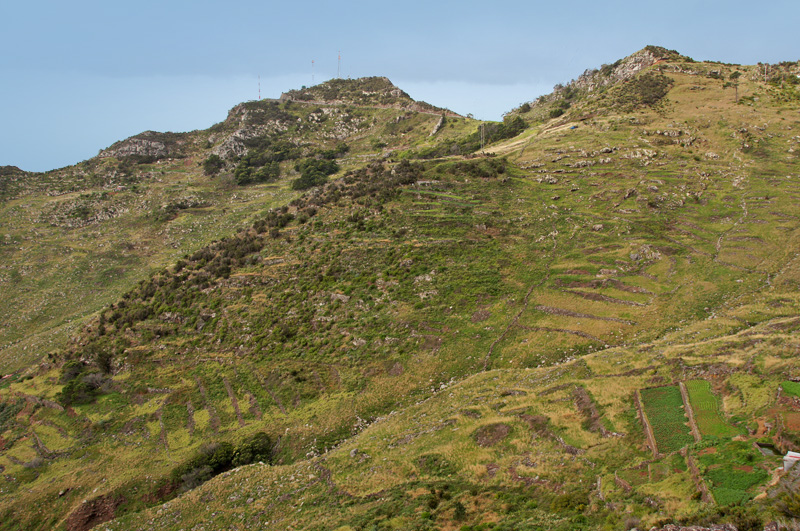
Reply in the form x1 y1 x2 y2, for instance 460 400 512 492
99 131 186 161
572 48 664 93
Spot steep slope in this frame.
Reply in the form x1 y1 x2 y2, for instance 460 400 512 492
0 79 471 374
1 49 800 531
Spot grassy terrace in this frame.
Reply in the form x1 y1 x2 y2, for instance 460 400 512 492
685 380 743 438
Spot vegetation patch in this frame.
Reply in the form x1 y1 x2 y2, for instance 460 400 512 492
698 440 769 506
685 380 742 438
781 380 800 399
640 386 694 453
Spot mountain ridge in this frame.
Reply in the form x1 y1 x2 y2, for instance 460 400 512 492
1 47 800 530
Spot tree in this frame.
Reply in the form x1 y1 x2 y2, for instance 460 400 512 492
202 154 224 176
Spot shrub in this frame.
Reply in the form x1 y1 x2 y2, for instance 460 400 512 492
616 73 674 108
202 154 224 176
292 159 339 190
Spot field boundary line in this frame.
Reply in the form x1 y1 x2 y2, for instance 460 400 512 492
679 381 702 443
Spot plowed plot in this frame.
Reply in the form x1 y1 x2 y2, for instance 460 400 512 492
685 380 741 438
640 386 693 453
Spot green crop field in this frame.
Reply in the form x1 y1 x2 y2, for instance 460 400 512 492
685 380 742 438
698 440 771 506
640 386 694 453
781 380 800 399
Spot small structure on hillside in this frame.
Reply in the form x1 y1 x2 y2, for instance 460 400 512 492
784 451 800 471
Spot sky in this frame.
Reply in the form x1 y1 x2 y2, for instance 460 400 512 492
1 1 798 172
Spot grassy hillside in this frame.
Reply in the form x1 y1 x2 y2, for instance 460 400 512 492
0 81 473 375
2 49 800 531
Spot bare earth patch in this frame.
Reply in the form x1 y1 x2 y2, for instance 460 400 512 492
473 423 511 447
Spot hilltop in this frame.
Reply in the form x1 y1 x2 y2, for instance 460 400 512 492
1 48 800 531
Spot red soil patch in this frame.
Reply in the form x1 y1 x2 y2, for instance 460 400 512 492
698 447 717 456
783 412 800 431
65 494 124 531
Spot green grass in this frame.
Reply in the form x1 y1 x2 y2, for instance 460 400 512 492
3 57 800 530
685 380 742 438
781 380 800 398
698 440 770 506
640 386 694 453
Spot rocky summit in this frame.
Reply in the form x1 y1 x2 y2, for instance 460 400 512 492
1 47 800 531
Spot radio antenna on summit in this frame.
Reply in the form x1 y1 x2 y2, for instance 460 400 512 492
258 75 261 100
312 59 315 85
337 51 341 78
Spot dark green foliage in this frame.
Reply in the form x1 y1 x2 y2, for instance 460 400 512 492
643 45 681 60
231 432 273 467
616 73 674 108
436 158 508 179
57 361 109 406
235 161 280 185
291 159 339 190
234 138 301 185
453 501 467 520
0 399 24 433
318 142 350 160
170 432 273 492
202 154 224 176
549 488 589 513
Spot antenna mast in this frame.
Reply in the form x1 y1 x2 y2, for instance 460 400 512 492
258 75 261 100
338 51 341 78
312 59 315 85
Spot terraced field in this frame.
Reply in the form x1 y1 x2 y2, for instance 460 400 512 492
639 386 694 454
1 50 800 530
685 380 742 438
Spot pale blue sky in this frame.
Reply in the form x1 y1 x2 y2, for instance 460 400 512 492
1 0 797 172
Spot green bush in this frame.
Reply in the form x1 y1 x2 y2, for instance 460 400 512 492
202 154 224 176
292 159 339 190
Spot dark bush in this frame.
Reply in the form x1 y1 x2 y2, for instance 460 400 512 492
292 159 339 190
202 154 225 176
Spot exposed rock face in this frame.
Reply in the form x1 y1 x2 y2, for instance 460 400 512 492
99 131 185 160
100 137 167 159
572 48 663 92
